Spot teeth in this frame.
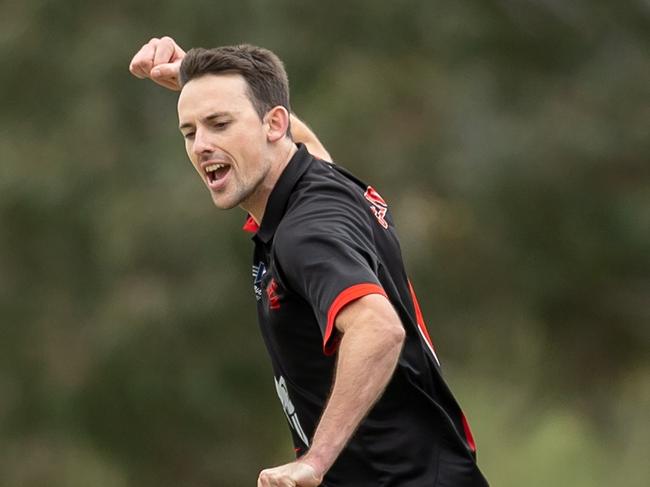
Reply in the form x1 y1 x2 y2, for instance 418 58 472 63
205 163 226 172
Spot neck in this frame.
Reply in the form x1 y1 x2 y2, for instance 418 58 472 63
241 140 297 223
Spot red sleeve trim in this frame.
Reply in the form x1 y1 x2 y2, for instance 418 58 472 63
324 283 387 356
242 215 260 233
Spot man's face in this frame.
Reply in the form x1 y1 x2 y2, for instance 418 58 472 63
177 74 271 210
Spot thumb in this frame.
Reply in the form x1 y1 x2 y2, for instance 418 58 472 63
151 61 180 79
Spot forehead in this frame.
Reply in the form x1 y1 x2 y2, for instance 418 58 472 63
177 73 254 122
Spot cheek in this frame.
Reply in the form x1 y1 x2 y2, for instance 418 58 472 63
234 131 265 172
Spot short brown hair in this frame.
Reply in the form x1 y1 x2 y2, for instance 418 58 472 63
180 45 291 122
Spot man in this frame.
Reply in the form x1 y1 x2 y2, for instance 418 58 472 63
130 37 489 487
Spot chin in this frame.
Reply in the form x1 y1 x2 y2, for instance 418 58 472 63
210 193 242 210
211 198 239 210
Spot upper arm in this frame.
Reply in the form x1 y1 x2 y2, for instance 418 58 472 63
290 114 332 161
334 293 405 340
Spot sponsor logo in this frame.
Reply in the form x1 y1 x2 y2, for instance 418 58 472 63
252 262 267 301
364 186 389 229
274 376 310 446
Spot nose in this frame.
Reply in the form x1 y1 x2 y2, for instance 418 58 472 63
191 127 213 157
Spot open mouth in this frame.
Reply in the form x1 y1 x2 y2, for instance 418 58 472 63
204 163 231 186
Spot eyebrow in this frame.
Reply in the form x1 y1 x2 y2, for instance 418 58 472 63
179 111 233 131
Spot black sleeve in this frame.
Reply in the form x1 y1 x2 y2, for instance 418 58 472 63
273 192 387 355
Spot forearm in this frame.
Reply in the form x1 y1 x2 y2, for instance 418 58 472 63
290 114 332 161
301 311 404 475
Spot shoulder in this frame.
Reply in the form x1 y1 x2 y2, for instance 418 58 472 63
288 160 373 225
274 181 376 265
279 174 371 237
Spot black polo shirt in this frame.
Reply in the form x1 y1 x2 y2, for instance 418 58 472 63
245 144 488 486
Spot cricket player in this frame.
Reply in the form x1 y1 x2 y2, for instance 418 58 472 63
130 37 489 487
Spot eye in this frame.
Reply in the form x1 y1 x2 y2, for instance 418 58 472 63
212 120 230 130
182 131 195 140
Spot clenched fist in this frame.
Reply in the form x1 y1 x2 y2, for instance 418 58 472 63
257 460 323 487
128 36 186 91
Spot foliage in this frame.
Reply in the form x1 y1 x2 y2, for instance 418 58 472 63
1 1 648 485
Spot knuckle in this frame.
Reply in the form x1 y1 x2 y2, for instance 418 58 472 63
148 37 159 44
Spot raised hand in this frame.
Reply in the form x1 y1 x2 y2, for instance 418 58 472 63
129 36 186 91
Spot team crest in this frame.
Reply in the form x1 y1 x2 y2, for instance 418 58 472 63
267 279 281 310
364 186 389 229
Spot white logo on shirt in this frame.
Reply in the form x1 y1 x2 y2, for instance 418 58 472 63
252 262 267 301
274 376 310 447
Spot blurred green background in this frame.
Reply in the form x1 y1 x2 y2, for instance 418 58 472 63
1 0 649 485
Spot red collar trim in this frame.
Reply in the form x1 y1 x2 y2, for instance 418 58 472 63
242 215 260 233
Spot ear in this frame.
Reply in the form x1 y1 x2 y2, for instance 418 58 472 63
264 106 290 143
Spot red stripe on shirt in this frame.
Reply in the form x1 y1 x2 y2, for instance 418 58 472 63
407 280 436 352
462 412 477 452
324 283 387 356
408 281 477 452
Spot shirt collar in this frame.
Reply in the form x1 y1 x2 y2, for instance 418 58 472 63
242 143 313 243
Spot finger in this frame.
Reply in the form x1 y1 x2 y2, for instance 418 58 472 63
172 42 186 61
151 62 179 79
153 36 176 66
129 40 156 78
257 470 278 487
151 62 182 91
